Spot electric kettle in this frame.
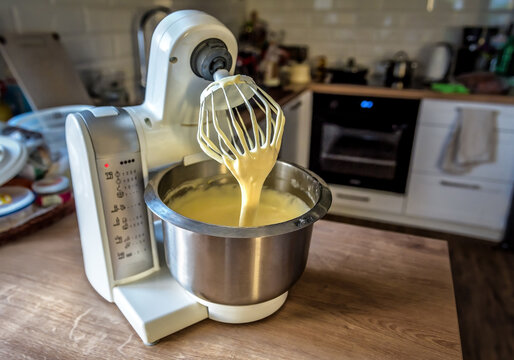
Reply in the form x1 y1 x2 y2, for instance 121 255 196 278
425 42 453 83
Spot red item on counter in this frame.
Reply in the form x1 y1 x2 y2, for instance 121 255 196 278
31 176 72 207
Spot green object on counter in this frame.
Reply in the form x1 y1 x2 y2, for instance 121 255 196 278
431 83 470 94
495 35 514 76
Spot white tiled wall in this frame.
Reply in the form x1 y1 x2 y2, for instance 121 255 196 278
246 0 514 73
0 0 245 104
0 0 512 105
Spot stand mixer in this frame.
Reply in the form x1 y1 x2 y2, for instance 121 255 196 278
66 10 331 345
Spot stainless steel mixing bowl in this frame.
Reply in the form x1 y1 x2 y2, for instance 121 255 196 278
144 159 331 305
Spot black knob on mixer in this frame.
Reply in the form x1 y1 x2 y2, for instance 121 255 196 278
190 38 233 81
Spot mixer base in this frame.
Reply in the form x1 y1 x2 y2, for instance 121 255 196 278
191 292 288 324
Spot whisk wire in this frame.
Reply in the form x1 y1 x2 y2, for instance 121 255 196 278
210 92 239 160
249 87 280 146
198 101 223 162
234 84 260 150
257 86 285 147
234 107 255 150
222 87 249 155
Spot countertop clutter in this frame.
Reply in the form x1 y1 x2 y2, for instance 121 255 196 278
309 82 514 105
0 215 461 359
274 82 514 110
0 113 77 243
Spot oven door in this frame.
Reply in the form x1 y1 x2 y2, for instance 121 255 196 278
310 93 419 193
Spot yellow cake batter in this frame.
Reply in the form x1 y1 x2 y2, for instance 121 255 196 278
167 183 309 227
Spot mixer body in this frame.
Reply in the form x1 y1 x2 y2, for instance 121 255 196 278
66 9 237 303
66 10 242 344
65 10 331 345
134 10 237 170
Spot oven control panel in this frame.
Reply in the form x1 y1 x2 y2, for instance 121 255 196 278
96 153 153 281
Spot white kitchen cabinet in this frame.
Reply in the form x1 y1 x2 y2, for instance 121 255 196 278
279 90 312 168
406 174 512 230
330 184 404 214
406 98 514 231
417 99 514 131
411 125 514 182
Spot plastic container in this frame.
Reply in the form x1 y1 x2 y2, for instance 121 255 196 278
7 105 92 157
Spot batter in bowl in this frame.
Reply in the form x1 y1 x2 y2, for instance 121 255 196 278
167 183 309 227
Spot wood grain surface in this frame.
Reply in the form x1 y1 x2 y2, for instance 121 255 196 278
0 215 462 359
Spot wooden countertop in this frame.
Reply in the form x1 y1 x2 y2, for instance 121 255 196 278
310 82 514 105
0 215 462 359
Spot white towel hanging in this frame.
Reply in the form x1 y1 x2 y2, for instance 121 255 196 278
439 107 498 174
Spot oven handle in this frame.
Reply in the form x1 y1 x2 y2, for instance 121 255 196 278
321 153 397 167
336 193 371 202
440 180 481 191
325 125 404 143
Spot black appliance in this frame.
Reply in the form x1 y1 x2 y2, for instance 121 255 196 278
327 58 368 85
383 51 417 89
310 93 420 194
454 26 500 76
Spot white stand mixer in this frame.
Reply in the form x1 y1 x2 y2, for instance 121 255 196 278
65 10 288 345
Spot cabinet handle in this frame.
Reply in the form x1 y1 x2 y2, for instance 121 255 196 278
336 193 371 202
289 101 302 111
440 180 481 190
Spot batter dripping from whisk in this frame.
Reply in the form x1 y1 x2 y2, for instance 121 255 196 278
196 73 295 227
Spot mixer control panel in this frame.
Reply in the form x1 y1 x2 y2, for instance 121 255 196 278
96 153 154 281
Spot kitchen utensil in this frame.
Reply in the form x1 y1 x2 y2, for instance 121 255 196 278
145 159 331 306
0 136 27 186
198 70 284 225
425 42 453 83
384 51 417 89
65 10 330 345
0 33 93 109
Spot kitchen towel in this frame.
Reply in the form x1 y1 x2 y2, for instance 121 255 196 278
439 107 498 174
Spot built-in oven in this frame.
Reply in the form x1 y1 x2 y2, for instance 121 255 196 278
309 93 420 194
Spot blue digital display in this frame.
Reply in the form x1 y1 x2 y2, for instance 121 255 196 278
360 100 374 109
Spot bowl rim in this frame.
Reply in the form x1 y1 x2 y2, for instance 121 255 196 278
144 160 332 238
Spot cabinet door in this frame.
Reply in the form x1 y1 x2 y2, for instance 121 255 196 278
406 174 513 230
411 124 514 182
330 185 404 214
280 91 312 168
419 99 514 131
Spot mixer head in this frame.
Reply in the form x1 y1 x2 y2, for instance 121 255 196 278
197 72 285 163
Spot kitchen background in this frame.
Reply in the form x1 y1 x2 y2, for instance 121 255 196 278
0 0 513 105
0 2 513 359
